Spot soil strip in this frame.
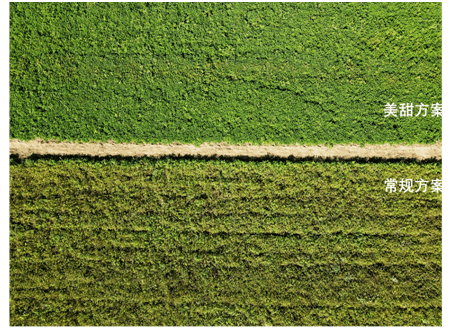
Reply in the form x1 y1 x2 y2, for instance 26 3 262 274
10 139 442 160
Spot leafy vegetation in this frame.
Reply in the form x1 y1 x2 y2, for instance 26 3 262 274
10 156 442 326
10 2 441 146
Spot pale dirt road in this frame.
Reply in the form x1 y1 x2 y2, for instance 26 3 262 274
10 139 442 160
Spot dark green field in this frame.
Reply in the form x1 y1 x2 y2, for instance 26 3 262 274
10 2 441 145
10 156 441 326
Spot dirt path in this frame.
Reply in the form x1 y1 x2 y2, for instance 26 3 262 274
10 139 442 160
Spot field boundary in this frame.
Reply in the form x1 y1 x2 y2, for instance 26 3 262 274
10 139 442 161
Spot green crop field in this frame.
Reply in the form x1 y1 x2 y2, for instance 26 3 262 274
10 156 441 326
10 2 441 146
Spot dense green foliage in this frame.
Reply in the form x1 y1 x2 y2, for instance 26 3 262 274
10 2 441 145
10 157 441 326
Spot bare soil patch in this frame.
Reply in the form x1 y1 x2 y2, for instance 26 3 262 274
10 139 442 160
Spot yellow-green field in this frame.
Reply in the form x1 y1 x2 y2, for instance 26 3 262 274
10 156 441 326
